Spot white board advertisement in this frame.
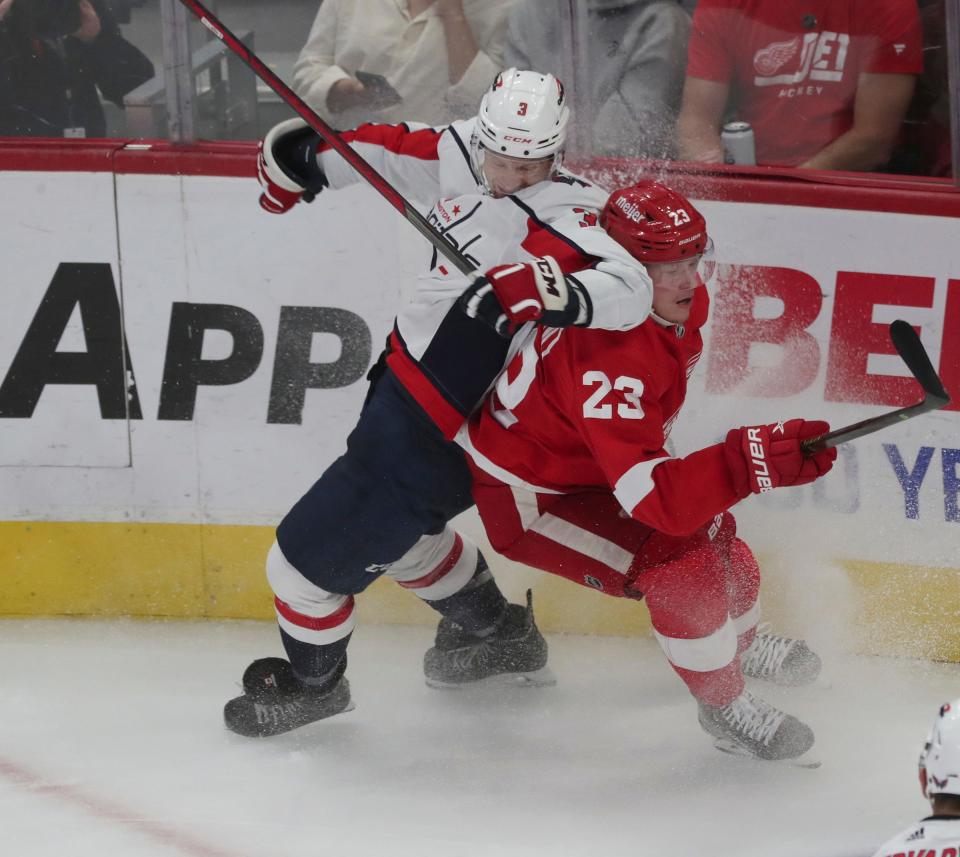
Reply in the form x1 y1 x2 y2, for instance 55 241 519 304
0 171 957 576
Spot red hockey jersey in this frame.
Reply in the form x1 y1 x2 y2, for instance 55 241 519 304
460 289 744 536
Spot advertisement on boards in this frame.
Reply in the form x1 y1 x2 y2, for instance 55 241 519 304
0 175 957 578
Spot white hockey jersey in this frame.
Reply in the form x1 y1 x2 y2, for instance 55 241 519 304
316 117 653 437
871 816 960 857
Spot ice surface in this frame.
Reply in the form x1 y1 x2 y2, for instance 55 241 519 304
2 617 957 857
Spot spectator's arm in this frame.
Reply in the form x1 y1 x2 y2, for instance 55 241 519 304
675 76 728 163
444 0 509 117
799 73 916 171
76 0 154 104
292 0 350 116
593 7 690 157
502 3 531 70
437 0 479 84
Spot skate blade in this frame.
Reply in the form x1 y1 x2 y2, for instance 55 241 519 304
425 666 557 690
712 738 821 769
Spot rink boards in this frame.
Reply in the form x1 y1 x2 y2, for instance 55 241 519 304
0 143 958 659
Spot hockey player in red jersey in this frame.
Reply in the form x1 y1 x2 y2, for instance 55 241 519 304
452 181 836 762
871 699 960 856
224 70 658 738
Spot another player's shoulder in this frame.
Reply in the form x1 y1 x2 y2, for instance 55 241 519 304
442 118 478 158
512 172 610 251
528 169 608 215
869 817 960 857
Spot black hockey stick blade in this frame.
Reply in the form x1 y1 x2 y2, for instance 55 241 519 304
889 319 950 402
803 320 951 452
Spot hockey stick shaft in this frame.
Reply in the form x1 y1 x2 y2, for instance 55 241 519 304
803 396 945 451
176 0 478 278
803 321 950 452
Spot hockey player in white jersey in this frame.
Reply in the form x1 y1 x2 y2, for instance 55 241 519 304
870 699 960 857
224 69 656 737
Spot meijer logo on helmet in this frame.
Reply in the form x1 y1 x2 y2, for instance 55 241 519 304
614 195 643 223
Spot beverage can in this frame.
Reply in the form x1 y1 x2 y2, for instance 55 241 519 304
721 121 756 166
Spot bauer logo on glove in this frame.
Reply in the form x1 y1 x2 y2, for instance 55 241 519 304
724 418 837 497
745 426 774 492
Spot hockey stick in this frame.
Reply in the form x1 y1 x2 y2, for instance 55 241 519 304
803 320 951 452
176 0 478 278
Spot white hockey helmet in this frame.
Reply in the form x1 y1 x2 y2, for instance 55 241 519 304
920 700 960 800
470 68 570 193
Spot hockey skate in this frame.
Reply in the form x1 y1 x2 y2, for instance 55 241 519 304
698 689 817 765
740 623 822 686
223 657 354 738
423 590 555 689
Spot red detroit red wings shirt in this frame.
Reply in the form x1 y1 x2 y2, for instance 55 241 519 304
687 0 922 166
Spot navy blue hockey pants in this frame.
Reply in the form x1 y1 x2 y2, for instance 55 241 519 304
276 367 475 595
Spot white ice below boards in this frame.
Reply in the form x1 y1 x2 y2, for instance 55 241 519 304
1 617 957 857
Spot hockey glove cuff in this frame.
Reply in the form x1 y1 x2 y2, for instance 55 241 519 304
459 256 585 337
724 419 836 496
258 118 329 214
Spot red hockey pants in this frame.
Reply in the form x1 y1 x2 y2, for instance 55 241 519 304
472 476 761 707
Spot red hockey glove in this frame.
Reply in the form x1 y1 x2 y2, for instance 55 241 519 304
724 419 837 497
459 256 585 337
257 118 328 214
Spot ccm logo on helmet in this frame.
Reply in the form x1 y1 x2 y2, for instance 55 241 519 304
747 427 774 492
614 195 643 224
503 135 534 144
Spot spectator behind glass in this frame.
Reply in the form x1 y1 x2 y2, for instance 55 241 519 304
505 0 690 158
0 0 153 138
893 0 951 176
292 0 515 128
676 0 923 171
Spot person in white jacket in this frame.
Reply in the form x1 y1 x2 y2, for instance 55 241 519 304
505 0 690 157
293 0 515 128
870 699 960 857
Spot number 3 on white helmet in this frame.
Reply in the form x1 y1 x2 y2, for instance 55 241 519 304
470 68 571 195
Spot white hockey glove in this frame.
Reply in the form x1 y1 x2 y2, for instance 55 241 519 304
257 118 329 214
459 256 587 337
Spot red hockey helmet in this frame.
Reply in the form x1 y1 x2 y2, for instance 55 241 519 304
600 180 709 264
